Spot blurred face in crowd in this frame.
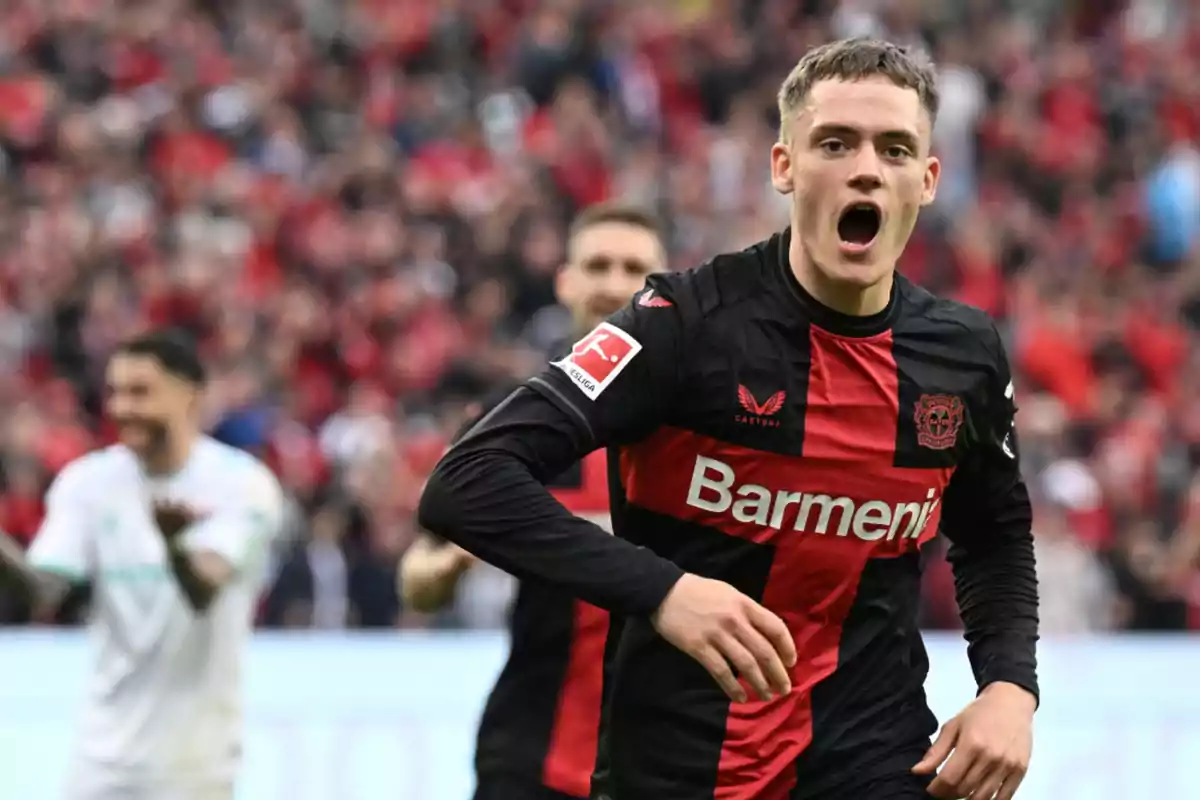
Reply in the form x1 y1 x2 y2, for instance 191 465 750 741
771 76 940 314
556 219 667 332
106 354 197 462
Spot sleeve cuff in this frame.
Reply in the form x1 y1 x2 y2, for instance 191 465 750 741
620 555 685 617
977 669 1040 710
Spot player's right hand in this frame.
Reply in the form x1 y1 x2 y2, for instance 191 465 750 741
652 573 796 703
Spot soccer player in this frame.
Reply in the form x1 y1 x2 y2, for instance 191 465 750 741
400 203 668 800
419 38 1039 800
0 331 283 800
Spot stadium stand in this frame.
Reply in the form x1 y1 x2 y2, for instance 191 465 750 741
0 0 1197 634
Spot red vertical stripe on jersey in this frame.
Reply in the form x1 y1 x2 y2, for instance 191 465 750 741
803 327 900 462
554 449 610 517
541 448 611 796
715 327 902 800
542 600 611 797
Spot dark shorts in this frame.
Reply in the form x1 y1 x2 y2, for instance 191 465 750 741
848 771 934 799
474 775 583 800
796 769 934 800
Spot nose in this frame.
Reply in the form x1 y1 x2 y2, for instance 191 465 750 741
598 270 635 305
106 393 131 419
847 146 884 192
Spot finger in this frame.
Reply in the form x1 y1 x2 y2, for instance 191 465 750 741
715 632 772 701
925 750 970 799
695 644 746 703
913 720 958 774
994 764 1027 800
451 548 477 572
971 766 1007 800
925 774 958 800
745 602 797 669
931 745 979 798
733 622 791 698
955 749 993 796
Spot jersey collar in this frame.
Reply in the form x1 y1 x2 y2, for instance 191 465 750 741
774 227 901 338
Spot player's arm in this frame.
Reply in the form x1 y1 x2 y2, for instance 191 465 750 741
418 285 685 616
398 533 475 613
0 530 74 615
1 461 95 615
938 324 1039 703
420 280 797 704
918 329 1038 800
166 464 283 612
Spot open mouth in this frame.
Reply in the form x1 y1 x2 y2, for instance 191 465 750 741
837 202 882 248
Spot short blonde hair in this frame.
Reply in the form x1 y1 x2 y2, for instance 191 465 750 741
777 38 939 141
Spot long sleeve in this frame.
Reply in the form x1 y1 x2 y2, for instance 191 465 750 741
418 279 688 617
938 324 1040 703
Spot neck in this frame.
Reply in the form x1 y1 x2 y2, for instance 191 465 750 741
573 316 597 340
788 235 892 317
142 428 199 477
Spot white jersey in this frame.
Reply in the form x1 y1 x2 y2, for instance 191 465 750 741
27 437 283 796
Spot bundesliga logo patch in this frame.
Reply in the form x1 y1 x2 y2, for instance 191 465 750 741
552 322 642 400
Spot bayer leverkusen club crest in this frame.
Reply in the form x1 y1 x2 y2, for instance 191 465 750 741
552 322 643 400
914 394 964 450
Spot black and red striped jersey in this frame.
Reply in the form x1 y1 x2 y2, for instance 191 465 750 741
420 229 1039 800
474 448 612 798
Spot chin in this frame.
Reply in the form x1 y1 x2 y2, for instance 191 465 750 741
118 437 150 456
822 256 890 288
116 429 152 455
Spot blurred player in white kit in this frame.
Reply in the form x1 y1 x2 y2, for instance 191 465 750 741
0 330 283 800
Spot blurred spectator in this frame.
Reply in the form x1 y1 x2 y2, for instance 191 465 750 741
1033 502 1118 633
318 381 393 468
1107 520 1191 630
264 500 351 629
0 0 1198 632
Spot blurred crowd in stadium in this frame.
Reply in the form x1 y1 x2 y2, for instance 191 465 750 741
0 0 1198 632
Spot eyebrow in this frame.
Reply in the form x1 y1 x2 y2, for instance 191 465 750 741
810 124 921 149
583 254 654 269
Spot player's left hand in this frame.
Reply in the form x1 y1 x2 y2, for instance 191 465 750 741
152 501 204 542
913 681 1035 800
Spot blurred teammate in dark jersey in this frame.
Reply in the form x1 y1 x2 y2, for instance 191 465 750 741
400 203 667 800
419 38 1039 800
